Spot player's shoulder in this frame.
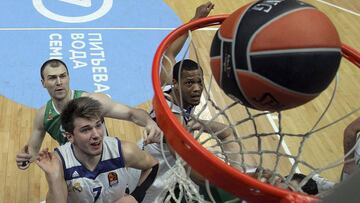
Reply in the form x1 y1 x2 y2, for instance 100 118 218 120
80 91 90 97
36 105 47 118
84 92 111 102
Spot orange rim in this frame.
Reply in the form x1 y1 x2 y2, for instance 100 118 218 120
151 15 360 203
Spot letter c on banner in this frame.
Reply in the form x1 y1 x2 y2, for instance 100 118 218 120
32 0 113 23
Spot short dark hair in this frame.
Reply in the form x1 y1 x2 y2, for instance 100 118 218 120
291 173 319 195
172 59 202 81
61 97 103 133
40 59 69 79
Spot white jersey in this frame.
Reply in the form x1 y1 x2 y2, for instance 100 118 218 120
128 139 176 203
128 85 195 203
55 136 128 203
149 85 195 124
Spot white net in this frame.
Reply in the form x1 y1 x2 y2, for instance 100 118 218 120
152 25 360 202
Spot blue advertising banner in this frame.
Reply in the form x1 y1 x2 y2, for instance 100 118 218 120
0 0 181 108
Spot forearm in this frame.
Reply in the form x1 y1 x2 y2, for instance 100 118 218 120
197 120 232 140
28 141 41 157
171 0 215 59
161 32 188 85
27 108 46 158
161 9 204 85
221 135 242 169
137 166 153 186
131 163 159 202
193 120 241 166
163 9 203 61
45 176 67 203
27 133 46 159
129 108 155 128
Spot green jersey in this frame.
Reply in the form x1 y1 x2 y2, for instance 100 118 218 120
43 90 85 145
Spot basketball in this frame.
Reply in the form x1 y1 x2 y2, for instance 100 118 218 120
210 0 342 111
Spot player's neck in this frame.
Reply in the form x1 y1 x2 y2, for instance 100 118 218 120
52 89 72 112
171 90 191 110
73 146 101 171
80 155 101 172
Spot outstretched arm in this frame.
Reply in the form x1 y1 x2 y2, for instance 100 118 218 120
161 1 215 85
36 148 67 203
122 141 159 202
188 119 243 168
16 107 46 170
87 93 163 144
343 117 360 177
164 114 241 184
188 119 232 140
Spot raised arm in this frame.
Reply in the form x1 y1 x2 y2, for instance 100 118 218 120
188 119 243 168
188 119 232 140
36 149 67 203
342 117 360 177
87 93 163 144
121 140 159 202
165 114 241 184
16 107 46 169
161 1 215 85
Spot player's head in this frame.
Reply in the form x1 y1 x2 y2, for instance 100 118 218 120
40 59 70 101
172 59 204 108
61 97 105 156
286 173 319 195
40 59 69 79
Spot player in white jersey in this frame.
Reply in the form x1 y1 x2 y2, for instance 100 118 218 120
127 2 247 202
127 85 195 203
129 57 241 203
36 97 159 203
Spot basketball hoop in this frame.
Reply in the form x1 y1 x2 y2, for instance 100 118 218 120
152 15 360 203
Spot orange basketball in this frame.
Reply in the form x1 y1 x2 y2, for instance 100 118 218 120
210 0 341 111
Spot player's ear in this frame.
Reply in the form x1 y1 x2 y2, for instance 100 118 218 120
41 79 45 87
172 79 178 89
64 132 74 143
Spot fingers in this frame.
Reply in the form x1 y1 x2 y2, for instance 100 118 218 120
37 148 51 162
16 156 31 169
205 1 215 10
16 152 32 160
35 148 53 170
23 144 29 153
143 127 162 145
142 130 149 145
16 145 32 170
187 119 195 126
187 119 202 131
203 1 215 13
16 156 31 170
194 1 215 19
144 128 156 145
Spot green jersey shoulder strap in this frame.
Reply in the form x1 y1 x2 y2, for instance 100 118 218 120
43 90 86 145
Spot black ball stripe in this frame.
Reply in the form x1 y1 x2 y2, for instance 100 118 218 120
234 0 314 71
250 49 341 93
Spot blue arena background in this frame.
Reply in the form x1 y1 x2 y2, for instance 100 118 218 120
0 0 182 108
